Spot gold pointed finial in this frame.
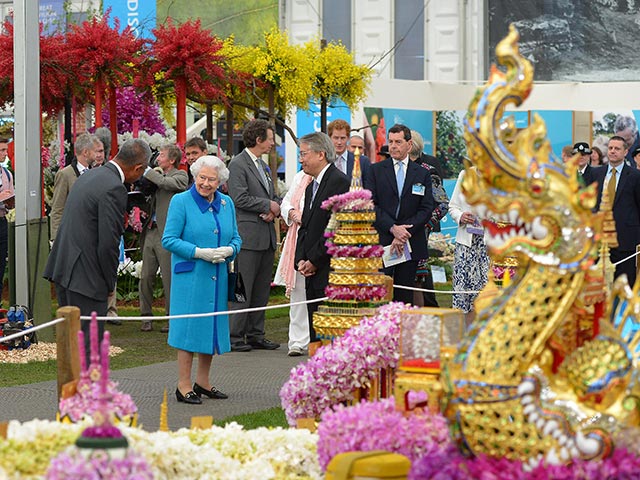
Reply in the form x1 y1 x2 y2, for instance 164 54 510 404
599 186 618 250
502 268 511 288
350 146 363 191
159 388 169 432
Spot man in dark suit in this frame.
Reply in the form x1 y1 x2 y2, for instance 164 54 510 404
295 132 350 343
592 135 640 287
227 119 281 352
365 124 434 305
572 142 596 185
138 144 189 332
44 139 151 355
328 119 371 185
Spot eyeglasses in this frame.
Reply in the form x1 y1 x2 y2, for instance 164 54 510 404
298 150 313 159
197 174 218 184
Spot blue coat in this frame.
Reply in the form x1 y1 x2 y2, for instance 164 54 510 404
162 186 242 354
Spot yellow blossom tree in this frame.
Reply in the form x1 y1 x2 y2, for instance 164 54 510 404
227 28 314 182
307 40 372 131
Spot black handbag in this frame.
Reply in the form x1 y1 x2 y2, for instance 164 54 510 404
228 260 247 303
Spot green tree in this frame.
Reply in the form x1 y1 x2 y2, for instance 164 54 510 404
436 111 467 178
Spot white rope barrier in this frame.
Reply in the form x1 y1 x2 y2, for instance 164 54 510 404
80 296 328 321
0 317 66 344
393 284 480 295
612 250 640 267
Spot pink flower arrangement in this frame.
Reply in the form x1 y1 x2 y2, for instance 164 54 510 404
280 302 411 425
41 146 51 168
492 265 517 282
128 206 144 233
324 285 387 301
59 378 138 423
46 450 153 479
321 189 373 213
408 447 640 479
317 398 453 470
326 244 384 258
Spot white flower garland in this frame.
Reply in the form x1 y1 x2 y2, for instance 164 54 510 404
2 420 322 480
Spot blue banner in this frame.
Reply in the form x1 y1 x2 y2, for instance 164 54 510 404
39 0 65 35
296 100 351 138
103 0 156 39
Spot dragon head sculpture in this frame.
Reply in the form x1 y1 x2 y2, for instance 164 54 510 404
443 25 640 469
462 26 602 270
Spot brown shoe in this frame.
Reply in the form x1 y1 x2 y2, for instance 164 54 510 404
140 321 153 332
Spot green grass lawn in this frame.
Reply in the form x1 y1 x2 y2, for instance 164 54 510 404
1 284 453 389
1 284 454 427
0 296 291 388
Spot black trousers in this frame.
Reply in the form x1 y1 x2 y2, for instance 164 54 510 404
305 287 324 343
0 217 7 304
384 259 419 305
55 283 108 365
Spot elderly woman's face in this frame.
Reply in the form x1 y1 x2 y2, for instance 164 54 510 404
195 165 220 200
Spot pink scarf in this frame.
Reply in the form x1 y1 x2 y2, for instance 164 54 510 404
281 174 312 296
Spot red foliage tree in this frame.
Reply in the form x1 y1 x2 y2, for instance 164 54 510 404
150 18 242 144
0 21 90 115
65 12 145 147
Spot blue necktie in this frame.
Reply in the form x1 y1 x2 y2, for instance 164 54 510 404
395 161 404 217
311 180 319 205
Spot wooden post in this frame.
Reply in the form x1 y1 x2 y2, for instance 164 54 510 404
108 85 118 156
320 39 327 133
94 78 103 127
175 76 187 145
56 306 81 400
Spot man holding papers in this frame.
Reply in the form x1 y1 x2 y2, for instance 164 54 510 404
365 124 434 304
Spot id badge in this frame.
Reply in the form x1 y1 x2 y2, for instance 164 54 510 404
412 183 425 196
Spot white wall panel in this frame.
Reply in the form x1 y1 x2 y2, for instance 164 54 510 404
354 0 393 78
288 0 320 45
426 0 461 81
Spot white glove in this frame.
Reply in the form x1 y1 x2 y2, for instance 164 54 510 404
212 246 234 259
194 247 219 263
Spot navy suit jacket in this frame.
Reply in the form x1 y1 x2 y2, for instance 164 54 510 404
345 151 371 185
592 163 640 251
44 162 127 301
581 164 597 186
295 164 350 291
366 158 434 260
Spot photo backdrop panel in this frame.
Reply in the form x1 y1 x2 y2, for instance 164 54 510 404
364 107 434 162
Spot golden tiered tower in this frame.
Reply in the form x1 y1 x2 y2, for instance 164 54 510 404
313 148 392 339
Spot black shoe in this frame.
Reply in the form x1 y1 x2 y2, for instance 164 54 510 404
248 338 280 350
231 342 252 352
107 319 122 325
175 388 202 404
193 382 228 399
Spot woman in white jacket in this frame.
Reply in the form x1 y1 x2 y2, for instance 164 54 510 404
274 170 313 356
448 168 490 327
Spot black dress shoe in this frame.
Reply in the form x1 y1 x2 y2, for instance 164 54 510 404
175 388 202 404
231 342 252 352
248 338 280 350
193 382 228 399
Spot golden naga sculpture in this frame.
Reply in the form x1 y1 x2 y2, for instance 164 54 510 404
442 25 640 468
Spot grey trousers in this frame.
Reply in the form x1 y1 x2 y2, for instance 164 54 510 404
229 248 275 344
139 227 172 317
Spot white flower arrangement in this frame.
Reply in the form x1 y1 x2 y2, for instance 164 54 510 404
1 419 322 480
118 130 177 151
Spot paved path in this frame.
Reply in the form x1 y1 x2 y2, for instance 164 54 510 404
0 347 305 431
